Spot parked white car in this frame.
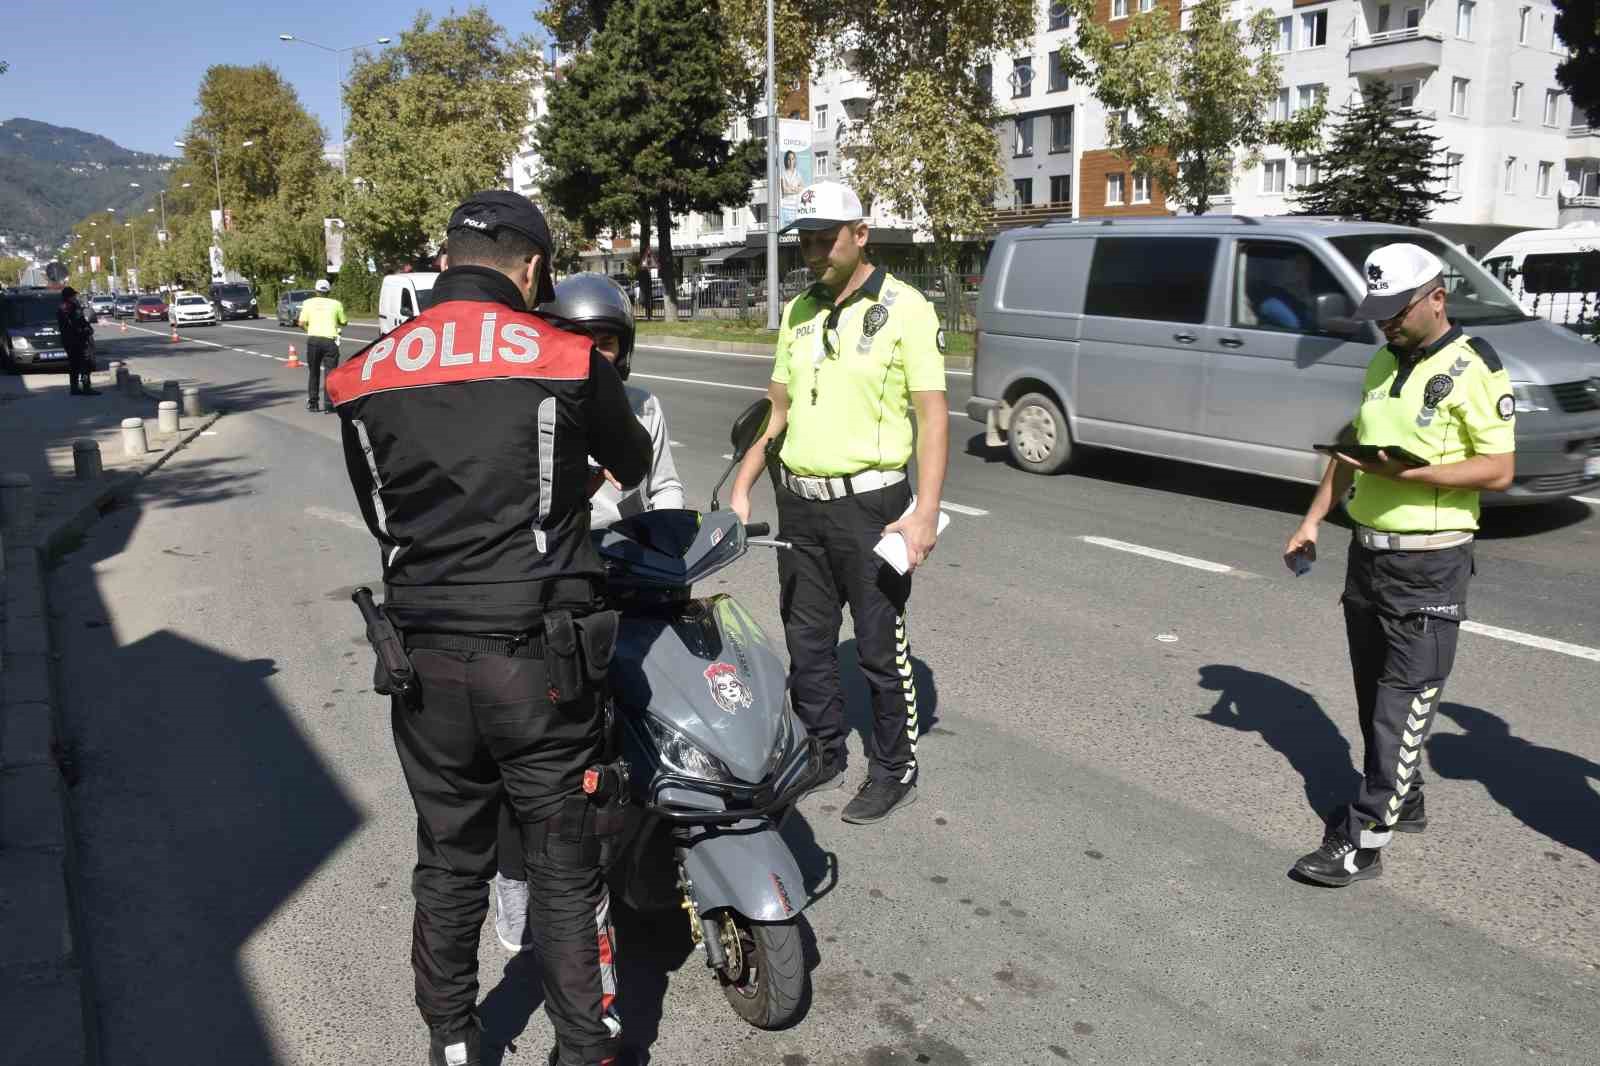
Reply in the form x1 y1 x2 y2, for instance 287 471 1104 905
168 292 218 327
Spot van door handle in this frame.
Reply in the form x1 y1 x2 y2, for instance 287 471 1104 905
1173 331 1197 344
1219 336 1244 348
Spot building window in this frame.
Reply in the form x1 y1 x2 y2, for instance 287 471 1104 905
1132 172 1151 203
1300 10 1327 48
1112 0 1128 18
1106 173 1126 205
1295 158 1320 188
815 105 827 130
1013 116 1034 157
1376 4 1390 31
1518 6 1530 44
1455 0 1474 39
1272 87 1291 122
1011 56 1033 98
1262 159 1287 194
1275 16 1293 51
1504 156 1517 194
1397 81 1418 108
1450 77 1469 117
751 202 767 225
1139 0 1156 11
815 151 830 176
1512 82 1523 119
1014 178 1034 207
1050 110 1073 153
1544 89 1561 127
1296 84 1324 113
1049 49 1070 92
1404 5 1422 28
704 212 722 233
1536 161 1553 197
1050 173 1072 204
1048 1 1071 30
1446 152 1463 192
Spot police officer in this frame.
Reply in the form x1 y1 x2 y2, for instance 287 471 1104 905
58 286 98 396
1283 242 1515 887
327 190 651 1066
728 180 949 826
298 278 347 412
487 272 684 954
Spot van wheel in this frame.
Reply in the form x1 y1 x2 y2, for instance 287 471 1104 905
1007 392 1074 475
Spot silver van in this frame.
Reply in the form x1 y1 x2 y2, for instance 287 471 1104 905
967 217 1600 503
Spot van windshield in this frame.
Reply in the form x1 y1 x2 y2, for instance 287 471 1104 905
1329 234 1532 326
2 297 58 328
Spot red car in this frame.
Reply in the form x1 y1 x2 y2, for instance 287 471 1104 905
134 295 168 321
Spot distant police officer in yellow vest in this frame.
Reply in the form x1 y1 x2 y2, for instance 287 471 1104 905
1283 242 1515 887
298 278 348 413
728 180 949 826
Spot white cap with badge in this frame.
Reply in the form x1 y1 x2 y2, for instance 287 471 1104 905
1352 242 1446 320
779 181 866 233
315 279 331 293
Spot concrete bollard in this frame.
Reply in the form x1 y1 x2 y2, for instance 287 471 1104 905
72 439 103 480
157 401 180 434
121 417 147 458
181 385 204 418
0 473 36 535
114 365 129 390
161 380 181 405
121 372 140 397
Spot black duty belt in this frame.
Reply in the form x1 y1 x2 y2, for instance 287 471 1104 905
405 631 546 658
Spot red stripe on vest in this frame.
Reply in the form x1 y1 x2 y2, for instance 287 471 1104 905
327 301 590 405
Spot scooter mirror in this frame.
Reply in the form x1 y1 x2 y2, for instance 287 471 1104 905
729 398 773 459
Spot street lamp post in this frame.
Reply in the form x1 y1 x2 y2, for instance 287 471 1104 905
279 32 392 203
173 139 254 223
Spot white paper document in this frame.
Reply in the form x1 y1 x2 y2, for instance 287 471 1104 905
873 498 950 575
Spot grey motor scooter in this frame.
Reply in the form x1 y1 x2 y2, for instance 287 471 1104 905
596 398 822 1030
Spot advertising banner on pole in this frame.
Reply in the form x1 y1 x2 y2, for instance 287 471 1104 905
210 209 224 236
209 245 226 283
90 255 101 273
324 218 345 274
777 119 813 228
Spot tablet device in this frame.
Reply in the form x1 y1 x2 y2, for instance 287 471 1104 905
1312 443 1430 468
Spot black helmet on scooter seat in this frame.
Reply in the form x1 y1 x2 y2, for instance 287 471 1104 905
541 274 636 378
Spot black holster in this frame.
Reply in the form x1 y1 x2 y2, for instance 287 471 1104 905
542 608 620 704
351 587 420 710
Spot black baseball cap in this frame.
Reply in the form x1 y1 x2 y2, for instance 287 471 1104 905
447 190 557 304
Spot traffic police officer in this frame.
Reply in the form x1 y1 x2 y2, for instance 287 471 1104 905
729 180 949 826
298 278 347 412
327 190 651 1066
58 286 98 396
1283 242 1515 887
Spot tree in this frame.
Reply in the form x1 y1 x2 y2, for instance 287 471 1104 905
0 255 26 285
1072 0 1323 216
344 8 541 268
538 0 763 318
1554 0 1599 121
1293 92 1458 224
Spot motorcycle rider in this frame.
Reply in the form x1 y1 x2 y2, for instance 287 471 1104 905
326 190 651 1066
489 272 684 954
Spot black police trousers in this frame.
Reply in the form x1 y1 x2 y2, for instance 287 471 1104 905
1337 540 1470 847
392 646 621 1065
306 337 340 406
67 347 93 393
777 478 920 783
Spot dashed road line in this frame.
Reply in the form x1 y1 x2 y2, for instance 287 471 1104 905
122 322 287 361
1576 496 1600 506
940 501 989 516
305 506 370 532
637 340 973 377
1460 621 1600 663
1082 536 1236 574
630 371 766 393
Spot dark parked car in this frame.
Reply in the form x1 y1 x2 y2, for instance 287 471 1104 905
1 291 73 373
211 283 259 320
134 295 168 321
114 294 138 317
276 289 315 326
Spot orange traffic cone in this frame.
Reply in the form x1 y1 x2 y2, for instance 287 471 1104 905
285 344 302 369
169 325 179 343
119 319 127 333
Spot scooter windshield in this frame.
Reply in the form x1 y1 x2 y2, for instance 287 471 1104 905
597 509 745 589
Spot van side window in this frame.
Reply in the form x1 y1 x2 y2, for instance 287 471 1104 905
1084 237 1216 324
1231 240 1349 336
1520 251 1600 294
1483 257 1515 287
400 288 416 319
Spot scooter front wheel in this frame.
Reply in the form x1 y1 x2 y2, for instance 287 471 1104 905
714 910 808 1030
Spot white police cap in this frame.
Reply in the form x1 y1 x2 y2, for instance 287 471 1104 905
779 181 865 233
1353 242 1446 320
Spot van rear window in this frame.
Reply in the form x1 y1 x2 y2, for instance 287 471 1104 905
1519 251 1600 294
1084 237 1217 324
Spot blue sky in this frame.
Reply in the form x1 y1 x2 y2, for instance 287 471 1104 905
1 0 548 156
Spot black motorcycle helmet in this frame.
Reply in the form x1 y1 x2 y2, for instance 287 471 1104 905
540 274 636 378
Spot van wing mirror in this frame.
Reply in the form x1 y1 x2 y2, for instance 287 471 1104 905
1315 293 1365 340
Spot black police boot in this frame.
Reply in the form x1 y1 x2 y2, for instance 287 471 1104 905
1392 791 1427 833
547 1044 636 1066
428 1020 481 1066
1292 828 1382 887
798 754 846 802
840 775 917 825
307 398 320 412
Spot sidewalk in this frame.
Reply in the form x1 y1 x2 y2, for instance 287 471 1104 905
0 361 221 1065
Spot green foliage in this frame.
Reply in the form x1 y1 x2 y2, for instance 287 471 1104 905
1553 0 1599 119
331 254 380 315
1072 0 1323 215
1293 92 1458 225
0 255 26 285
344 7 541 268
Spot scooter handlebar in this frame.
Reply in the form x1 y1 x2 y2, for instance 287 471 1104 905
744 522 770 538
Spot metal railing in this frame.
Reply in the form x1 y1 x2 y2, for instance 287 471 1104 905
1563 195 1600 208
1361 27 1446 45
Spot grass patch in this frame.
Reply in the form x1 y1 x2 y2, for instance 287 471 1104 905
636 318 975 358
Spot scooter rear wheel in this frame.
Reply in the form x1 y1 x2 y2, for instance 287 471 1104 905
715 911 808 1030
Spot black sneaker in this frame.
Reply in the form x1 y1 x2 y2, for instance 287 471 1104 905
841 776 917 825
429 1022 480 1066
1292 829 1382 887
1392 792 1428 834
307 400 320 412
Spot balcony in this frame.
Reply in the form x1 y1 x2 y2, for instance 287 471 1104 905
1348 28 1444 77
989 199 1074 231
1569 125 1600 162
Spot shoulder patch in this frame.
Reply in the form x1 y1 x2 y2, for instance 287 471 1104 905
1466 336 1503 373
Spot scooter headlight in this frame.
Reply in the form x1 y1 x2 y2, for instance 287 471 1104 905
643 715 735 783
760 704 796 781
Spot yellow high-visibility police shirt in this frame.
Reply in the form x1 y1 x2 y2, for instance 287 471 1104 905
298 295 348 339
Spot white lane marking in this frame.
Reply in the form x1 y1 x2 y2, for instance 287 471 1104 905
305 505 369 533
629 371 766 393
123 323 287 361
1460 621 1600 663
940 501 989 516
1576 496 1600 506
636 340 972 377
1082 536 1235 574
669 440 683 447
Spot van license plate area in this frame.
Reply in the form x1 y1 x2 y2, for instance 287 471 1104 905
1586 456 1600 479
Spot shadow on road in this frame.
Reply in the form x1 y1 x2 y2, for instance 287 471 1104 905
1194 664 1359 821
1475 499 1594 540
1428 703 1600 862
838 639 941 761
